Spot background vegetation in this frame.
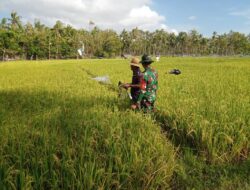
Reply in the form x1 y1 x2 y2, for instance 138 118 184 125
1 12 250 60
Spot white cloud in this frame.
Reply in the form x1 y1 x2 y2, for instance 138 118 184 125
188 16 197 20
160 24 178 35
230 9 250 19
119 6 165 30
0 0 177 32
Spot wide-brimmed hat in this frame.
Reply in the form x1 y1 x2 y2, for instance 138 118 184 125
130 57 140 67
140 54 154 64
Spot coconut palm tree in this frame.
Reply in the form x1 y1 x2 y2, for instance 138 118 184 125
8 11 22 30
0 18 8 29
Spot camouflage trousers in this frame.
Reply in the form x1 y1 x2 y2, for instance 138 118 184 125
140 99 155 112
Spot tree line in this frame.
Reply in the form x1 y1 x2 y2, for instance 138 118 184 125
1 12 250 60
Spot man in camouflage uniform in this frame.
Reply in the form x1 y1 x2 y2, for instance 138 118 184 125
131 54 158 112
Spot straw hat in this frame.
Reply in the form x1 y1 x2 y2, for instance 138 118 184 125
130 57 140 67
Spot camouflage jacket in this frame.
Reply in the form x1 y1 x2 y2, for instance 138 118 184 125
137 67 158 104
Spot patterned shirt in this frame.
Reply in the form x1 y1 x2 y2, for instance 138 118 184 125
137 67 158 104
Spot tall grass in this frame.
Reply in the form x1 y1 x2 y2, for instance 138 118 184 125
81 57 250 163
0 57 249 189
156 57 250 163
0 60 175 189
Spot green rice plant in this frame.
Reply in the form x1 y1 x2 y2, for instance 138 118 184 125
0 60 176 189
81 57 250 163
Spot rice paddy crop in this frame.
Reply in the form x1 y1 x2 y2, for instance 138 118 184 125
0 57 249 189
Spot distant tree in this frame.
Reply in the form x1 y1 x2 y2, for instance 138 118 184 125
227 31 249 55
52 20 64 59
188 30 201 55
0 30 19 60
176 32 188 55
151 29 168 55
120 29 131 55
1 11 250 60
9 11 22 30
102 30 121 57
200 37 209 55
0 18 8 30
167 33 176 56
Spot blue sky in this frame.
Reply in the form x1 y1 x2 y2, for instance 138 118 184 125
152 0 250 36
0 0 249 36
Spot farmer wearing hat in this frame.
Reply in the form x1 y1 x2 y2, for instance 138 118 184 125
131 54 158 112
120 57 142 104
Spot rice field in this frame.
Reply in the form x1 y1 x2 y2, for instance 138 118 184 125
0 57 249 189
81 57 250 163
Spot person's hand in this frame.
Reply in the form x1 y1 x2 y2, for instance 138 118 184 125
131 104 138 110
123 83 130 89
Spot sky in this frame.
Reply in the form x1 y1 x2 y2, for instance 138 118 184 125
0 0 249 36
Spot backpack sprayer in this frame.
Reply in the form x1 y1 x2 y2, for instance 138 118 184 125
168 69 181 75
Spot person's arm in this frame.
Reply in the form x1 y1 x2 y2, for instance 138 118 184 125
122 83 140 89
123 72 141 89
128 84 140 88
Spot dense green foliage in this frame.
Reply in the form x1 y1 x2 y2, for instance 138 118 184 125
1 12 250 61
0 57 249 189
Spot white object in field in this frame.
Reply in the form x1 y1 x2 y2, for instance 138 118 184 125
119 87 133 100
92 76 111 84
77 43 85 56
128 92 132 100
78 49 83 56
156 56 160 62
